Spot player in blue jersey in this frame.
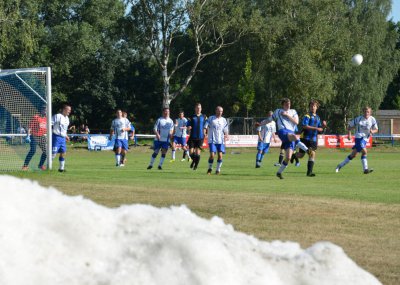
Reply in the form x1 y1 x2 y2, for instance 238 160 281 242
336 106 378 174
187 103 207 170
147 107 174 170
255 111 277 168
170 111 190 162
270 98 308 179
110 110 131 167
52 104 71 172
205 106 229 175
291 100 327 177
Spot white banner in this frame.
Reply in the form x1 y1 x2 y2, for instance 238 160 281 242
87 135 115 151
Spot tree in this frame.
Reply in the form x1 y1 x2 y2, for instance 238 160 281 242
126 0 250 108
237 51 255 118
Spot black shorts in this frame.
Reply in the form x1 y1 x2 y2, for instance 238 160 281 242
299 138 318 153
188 138 204 149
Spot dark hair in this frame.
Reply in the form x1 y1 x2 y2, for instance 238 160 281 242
281 98 290 105
309 100 320 108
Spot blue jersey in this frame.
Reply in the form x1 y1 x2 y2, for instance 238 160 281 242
187 114 207 139
301 112 321 142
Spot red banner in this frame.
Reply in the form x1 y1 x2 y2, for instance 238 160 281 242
324 135 371 148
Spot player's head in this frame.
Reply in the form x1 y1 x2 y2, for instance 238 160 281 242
162 107 170 118
309 100 320 113
281 98 290 109
363 106 372 118
267 111 273 117
194 103 202 114
39 105 47 116
62 104 71 116
122 111 127 118
178 110 184 118
215 106 223 117
115 109 122 118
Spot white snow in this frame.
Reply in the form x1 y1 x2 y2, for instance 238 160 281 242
0 175 382 285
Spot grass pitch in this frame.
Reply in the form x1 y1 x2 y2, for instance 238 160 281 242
10 146 400 285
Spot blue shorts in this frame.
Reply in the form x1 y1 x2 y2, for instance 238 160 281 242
352 138 367 152
114 139 129 151
154 141 170 151
209 143 225 154
173 136 187 146
257 142 271 153
52 134 67 154
277 129 296 150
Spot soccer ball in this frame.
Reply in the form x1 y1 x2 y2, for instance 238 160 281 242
351 54 363 66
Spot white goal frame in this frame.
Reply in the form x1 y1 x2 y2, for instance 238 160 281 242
0 67 52 171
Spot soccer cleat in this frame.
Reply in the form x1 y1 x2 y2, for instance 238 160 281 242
255 164 261 168
193 165 197 170
295 162 300 167
335 165 341 173
58 169 65 173
147 165 153 170
363 169 373 174
307 173 316 177
215 170 220 175
276 172 283 179
170 159 175 163
120 164 125 167
274 163 281 167
116 163 120 167
22 166 29 171
158 166 162 170
207 169 212 175
38 165 46 171
181 158 186 162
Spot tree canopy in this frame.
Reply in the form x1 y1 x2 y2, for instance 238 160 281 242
1 0 399 133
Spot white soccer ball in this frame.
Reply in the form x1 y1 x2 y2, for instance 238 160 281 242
351 54 363 66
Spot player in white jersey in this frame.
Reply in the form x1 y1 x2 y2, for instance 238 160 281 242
110 110 131 167
147 107 174 170
170 111 190 162
52 104 71 172
255 111 277 168
336 106 378 174
204 106 229 175
270 98 308 179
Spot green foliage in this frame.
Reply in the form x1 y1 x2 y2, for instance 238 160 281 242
237 51 255 117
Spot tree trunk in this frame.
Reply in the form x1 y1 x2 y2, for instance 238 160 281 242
162 69 170 108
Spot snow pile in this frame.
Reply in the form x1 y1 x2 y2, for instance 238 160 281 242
0 175 381 285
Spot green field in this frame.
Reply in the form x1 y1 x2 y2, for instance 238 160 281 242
9 146 400 285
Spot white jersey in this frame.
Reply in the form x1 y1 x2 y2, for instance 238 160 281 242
52 113 70 137
154 117 174 142
257 120 276 143
205 115 228 144
272 108 298 132
349 115 378 140
111 118 131 140
174 117 188 138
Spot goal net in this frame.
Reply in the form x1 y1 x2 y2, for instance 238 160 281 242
0 67 52 171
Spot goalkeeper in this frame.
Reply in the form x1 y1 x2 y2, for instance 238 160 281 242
22 106 47 170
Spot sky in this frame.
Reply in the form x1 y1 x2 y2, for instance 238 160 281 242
0 175 383 285
388 0 400 22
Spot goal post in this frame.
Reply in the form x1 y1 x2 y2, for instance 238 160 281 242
0 67 52 171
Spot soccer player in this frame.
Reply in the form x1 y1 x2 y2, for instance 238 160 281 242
170 110 190 162
271 98 308 179
187 103 207 170
52 104 71 172
22 105 47 170
147 107 174 170
110 110 131 167
291 100 327 177
205 106 229 175
336 106 378 174
255 111 277 168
